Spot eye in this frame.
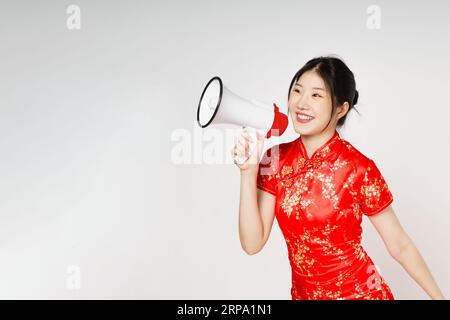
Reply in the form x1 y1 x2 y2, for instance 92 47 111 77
293 89 300 93
312 93 322 97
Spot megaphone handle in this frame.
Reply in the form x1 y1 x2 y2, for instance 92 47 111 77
234 126 260 165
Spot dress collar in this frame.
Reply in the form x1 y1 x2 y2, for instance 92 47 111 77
296 130 343 171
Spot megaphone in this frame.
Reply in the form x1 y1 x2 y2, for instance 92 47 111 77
196 76 289 165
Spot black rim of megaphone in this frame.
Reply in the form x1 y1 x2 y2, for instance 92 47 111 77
197 76 223 128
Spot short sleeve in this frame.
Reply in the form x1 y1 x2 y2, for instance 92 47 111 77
256 146 281 196
358 159 394 216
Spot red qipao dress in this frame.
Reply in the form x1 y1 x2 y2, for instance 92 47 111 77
256 130 395 300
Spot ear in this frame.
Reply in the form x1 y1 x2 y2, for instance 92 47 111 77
337 102 350 120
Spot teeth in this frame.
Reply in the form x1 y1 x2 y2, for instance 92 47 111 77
298 114 314 120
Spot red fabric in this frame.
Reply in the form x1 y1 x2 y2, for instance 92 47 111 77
256 130 395 300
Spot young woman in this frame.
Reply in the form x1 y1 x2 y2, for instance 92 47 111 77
232 56 446 300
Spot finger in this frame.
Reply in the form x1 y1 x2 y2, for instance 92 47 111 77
240 132 252 143
256 131 265 140
237 131 248 143
239 141 252 158
237 137 250 152
234 150 247 164
235 142 247 156
231 145 238 157
243 132 255 143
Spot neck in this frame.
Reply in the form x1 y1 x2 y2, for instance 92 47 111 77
301 128 337 159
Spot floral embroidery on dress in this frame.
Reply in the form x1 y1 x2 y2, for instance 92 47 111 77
256 130 395 300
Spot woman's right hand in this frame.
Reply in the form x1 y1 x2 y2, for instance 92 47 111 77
231 129 266 175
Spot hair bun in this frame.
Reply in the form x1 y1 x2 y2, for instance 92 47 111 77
352 90 359 105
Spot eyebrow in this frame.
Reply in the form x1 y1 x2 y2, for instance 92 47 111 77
294 83 326 92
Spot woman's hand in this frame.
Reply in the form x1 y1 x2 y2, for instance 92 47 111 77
231 129 266 175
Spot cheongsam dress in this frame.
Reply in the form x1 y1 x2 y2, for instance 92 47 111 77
256 130 395 300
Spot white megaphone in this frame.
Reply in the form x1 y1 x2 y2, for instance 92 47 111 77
196 76 289 165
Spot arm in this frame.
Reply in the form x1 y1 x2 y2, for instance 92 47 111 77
233 130 276 255
238 176 276 255
368 205 446 300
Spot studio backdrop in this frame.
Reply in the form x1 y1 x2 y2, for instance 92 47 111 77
0 0 448 299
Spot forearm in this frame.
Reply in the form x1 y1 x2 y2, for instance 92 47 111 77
393 242 446 300
238 173 263 254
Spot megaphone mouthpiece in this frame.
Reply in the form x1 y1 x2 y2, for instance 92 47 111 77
266 103 289 138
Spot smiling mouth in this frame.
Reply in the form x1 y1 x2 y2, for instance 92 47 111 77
295 113 315 123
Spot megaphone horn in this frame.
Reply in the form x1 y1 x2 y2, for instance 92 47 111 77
196 76 288 139
196 76 289 164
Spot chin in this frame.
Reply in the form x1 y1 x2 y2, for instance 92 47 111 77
292 122 315 135
290 113 324 136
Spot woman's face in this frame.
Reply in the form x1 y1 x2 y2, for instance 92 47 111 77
288 70 338 136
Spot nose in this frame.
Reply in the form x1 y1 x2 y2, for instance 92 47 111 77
292 93 310 111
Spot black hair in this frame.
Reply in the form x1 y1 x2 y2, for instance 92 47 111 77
288 55 360 129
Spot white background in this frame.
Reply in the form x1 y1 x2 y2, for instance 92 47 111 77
0 0 449 299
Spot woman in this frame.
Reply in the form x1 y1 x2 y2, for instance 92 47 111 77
232 56 445 300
